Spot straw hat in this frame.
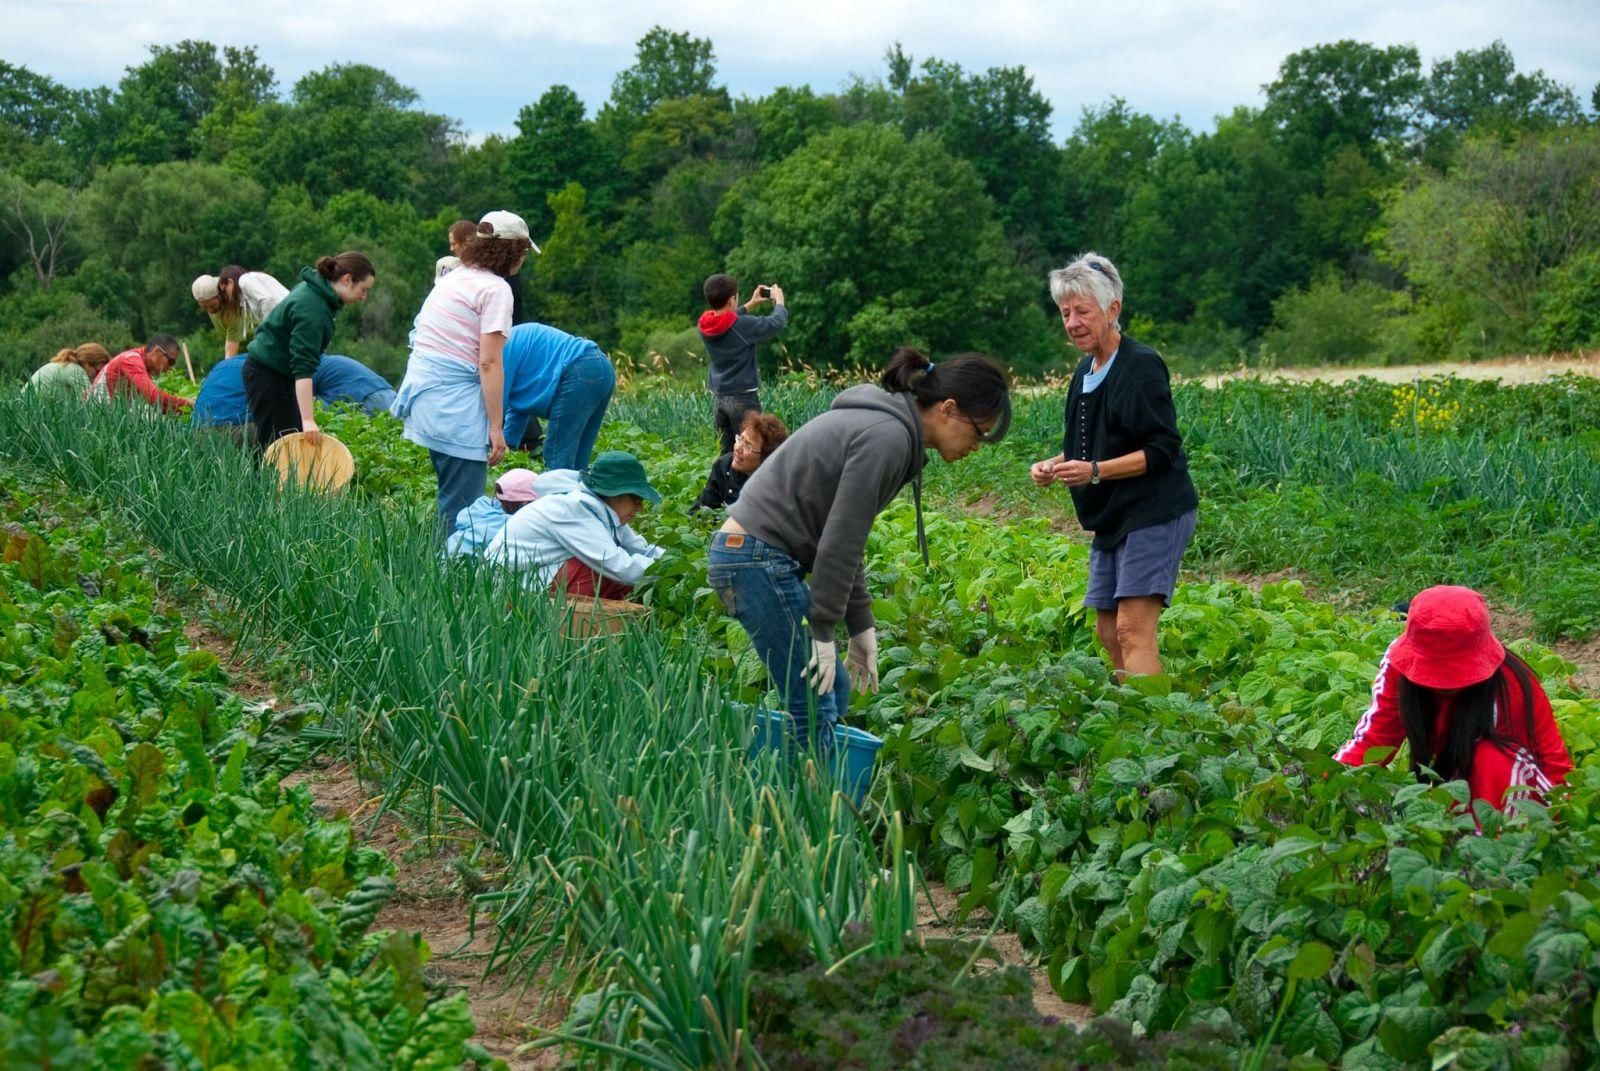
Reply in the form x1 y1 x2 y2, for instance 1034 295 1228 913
263 431 356 492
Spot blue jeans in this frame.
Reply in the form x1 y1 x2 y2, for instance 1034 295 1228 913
430 450 487 543
544 349 615 471
707 530 849 759
360 387 397 416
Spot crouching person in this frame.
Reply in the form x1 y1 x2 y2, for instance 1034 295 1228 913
484 451 665 599
446 467 539 557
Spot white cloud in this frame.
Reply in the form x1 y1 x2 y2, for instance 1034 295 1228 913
2 0 1594 139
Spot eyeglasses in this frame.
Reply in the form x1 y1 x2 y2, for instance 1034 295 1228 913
733 434 763 455
953 401 1011 445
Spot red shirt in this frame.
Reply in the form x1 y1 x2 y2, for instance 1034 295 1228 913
1336 638 1572 812
89 350 192 414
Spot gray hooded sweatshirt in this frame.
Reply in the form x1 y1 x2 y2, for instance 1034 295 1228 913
728 384 925 638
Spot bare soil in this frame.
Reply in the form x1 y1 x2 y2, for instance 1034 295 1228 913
283 759 562 1069
174 608 560 1068
1196 350 1600 388
917 878 1091 1024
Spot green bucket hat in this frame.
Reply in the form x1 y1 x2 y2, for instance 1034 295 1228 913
581 451 663 506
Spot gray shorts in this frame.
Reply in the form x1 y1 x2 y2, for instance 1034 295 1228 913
1084 509 1197 611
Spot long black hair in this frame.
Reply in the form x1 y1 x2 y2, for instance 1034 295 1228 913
880 347 1012 441
1399 651 1538 782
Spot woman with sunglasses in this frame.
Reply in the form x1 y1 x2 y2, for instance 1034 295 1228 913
86 335 193 414
708 346 1011 758
1030 252 1197 679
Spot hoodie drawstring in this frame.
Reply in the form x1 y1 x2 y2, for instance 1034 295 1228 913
912 472 929 567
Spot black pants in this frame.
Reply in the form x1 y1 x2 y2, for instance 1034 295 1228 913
714 392 761 455
242 359 302 451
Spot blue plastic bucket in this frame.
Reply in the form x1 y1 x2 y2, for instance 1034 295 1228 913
739 703 884 806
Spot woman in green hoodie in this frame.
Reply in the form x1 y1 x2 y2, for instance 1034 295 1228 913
242 252 376 449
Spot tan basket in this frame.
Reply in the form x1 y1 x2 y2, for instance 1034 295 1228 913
563 597 650 639
263 431 356 492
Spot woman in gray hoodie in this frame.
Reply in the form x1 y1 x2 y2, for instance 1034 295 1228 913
707 347 1011 758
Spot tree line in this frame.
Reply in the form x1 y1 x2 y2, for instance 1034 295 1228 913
1 31 1597 382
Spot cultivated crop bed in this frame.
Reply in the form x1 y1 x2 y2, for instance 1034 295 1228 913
4 372 1600 1068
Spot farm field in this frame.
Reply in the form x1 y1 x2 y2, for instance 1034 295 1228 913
3 370 1600 1069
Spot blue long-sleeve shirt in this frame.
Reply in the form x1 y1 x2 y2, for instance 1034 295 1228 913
191 355 394 426
483 488 662 588
502 324 602 445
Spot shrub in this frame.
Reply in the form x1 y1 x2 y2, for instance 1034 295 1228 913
1259 272 1408 366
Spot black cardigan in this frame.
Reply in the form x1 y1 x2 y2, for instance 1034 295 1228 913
692 452 751 511
1061 335 1198 550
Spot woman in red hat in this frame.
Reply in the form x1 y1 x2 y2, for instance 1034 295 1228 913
1335 585 1572 813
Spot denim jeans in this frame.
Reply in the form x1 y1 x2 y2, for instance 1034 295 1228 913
706 530 849 759
544 348 615 471
430 450 488 543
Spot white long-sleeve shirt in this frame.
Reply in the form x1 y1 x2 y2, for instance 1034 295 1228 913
208 271 289 343
484 488 663 589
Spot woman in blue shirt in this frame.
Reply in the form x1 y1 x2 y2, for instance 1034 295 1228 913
501 323 616 471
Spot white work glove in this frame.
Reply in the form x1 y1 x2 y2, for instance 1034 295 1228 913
847 628 879 694
805 639 838 695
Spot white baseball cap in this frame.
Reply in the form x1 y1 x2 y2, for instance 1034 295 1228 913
479 211 531 243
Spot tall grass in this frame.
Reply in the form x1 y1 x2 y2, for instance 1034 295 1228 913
0 393 920 1068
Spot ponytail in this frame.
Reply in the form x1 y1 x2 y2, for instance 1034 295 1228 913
315 251 376 283
52 343 111 369
880 347 1012 443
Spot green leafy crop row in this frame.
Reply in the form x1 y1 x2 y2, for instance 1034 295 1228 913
0 473 500 1070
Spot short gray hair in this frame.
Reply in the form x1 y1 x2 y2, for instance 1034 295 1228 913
1048 252 1124 323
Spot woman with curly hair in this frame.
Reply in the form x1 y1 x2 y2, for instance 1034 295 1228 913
28 342 110 394
393 211 535 538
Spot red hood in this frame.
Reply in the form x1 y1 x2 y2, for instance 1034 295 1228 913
698 309 738 337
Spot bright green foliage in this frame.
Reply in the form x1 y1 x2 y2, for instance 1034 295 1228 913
723 124 1056 370
0 471 502 1070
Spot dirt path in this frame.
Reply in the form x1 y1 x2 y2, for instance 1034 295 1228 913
1195 350 1600 388
917 878 1091 1024
174 611 559 1068
284 759 560 1069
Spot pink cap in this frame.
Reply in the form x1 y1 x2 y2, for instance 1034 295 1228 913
493 467 539 503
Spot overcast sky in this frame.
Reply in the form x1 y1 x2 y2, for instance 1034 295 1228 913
5 0 1597 140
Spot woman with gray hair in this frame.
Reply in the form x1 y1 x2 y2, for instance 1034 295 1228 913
1029 252 1197 678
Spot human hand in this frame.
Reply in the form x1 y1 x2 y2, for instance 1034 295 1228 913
847 628 879 694
1055 460 1094 487
1030 459 1058 487
302 420 323 447
487 429 507 466
769 284 785 305
805 639 838 695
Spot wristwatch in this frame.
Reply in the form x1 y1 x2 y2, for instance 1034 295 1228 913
1090 460 1101 485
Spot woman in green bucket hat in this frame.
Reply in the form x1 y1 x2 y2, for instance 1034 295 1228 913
484 451 666 599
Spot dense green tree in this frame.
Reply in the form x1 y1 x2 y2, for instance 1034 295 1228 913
1263 41 1423 165
1056 99 1183 257
508 86 611 236
724 124 1054 370
530 183 613 342
232 65 453 206
608 27 722 120
76 161 270 335
896 57 1059 247
735 86 841 164
1381 126 1600 355
1417 41 1582 167
104 41 275 165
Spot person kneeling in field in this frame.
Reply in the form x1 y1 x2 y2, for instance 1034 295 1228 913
1335 585 1571 814
483 451 664 598
87 336 193 414
692 411 789 512
446 467 584 557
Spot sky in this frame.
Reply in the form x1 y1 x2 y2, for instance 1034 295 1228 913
4 0 1597 141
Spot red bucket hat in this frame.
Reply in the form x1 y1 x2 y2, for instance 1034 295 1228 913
1389 585 1505 690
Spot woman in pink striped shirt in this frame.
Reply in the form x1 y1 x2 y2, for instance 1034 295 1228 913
1335 585 1571 814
